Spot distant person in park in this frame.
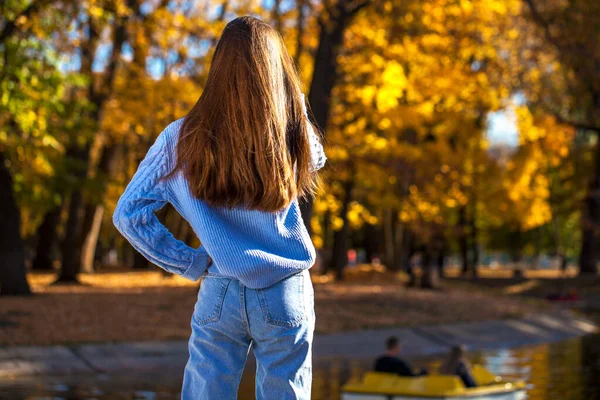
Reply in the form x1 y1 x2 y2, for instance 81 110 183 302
560 254 568 276
374 337 428 376
112 16 326 400
440 345 477 388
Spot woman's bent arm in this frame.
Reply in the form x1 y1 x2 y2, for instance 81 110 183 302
112 130 210 281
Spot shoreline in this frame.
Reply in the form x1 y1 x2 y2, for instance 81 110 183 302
0 310 596 379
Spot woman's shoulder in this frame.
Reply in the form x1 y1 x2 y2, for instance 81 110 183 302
157 118 185 163
161 118 185 143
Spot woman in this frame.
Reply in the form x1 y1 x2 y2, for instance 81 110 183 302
440 345 477 388
113 16 326 400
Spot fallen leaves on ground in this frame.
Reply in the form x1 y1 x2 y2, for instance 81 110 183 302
0 269 549 346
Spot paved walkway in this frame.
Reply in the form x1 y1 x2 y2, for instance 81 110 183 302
0 311 596 378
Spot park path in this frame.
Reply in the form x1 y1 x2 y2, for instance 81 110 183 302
0 311 596 378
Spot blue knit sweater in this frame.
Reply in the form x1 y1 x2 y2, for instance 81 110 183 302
112 105 326 289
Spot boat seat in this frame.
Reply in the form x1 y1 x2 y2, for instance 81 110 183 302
472 364 500 385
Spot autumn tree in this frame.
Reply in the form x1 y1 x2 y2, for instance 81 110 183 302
0 0 77 294
54 0 236 280
314 0 524 281
519 0 600 275
300 0 372 232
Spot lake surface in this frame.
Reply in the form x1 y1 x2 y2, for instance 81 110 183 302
1 334 599 400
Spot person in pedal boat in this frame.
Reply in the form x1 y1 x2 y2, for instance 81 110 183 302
440 345 477 388
374 337 427 377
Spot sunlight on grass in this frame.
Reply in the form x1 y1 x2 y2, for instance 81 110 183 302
502 279 540 295
27 270 198 291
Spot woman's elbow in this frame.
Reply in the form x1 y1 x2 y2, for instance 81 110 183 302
112 203 129 236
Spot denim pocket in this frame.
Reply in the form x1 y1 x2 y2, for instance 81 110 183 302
193 276 231 325
257 272 306 327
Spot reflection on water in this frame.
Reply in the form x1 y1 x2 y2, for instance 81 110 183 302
1 334 598 400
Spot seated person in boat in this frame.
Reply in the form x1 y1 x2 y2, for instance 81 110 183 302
374 336 427 377
440 345 477 388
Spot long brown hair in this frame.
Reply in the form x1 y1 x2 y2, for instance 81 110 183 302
440 345 468 375
166 16 319 212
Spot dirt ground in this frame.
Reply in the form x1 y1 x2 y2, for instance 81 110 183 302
0 266 555 346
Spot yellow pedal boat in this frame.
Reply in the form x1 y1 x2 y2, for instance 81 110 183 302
341 365 527 400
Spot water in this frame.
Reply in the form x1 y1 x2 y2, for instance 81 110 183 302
1 334 599 400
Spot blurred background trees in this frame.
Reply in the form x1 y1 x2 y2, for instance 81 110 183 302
1 0 598 295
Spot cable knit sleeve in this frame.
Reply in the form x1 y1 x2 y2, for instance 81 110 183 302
112 129 210 281
301 93 327 171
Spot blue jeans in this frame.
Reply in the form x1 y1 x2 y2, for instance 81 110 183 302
182 269 315 400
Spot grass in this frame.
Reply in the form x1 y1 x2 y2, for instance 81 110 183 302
0 265 554 346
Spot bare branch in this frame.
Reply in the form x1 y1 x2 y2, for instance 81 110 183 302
294 0 306 66
522 0 570 55
101 18 128 101
209 0 228 46
551 112 600 133
271 0 283 32
538 103 600 132
345 0 372 16
217 0 228 21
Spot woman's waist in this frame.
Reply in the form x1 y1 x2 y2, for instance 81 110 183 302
202 259 314 289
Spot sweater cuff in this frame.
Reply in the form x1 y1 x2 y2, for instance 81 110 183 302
181 247 211 282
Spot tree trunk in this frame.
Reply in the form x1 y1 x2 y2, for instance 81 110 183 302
403 230 416 287
459 206 470 276
57 145 93 282
551 207 567 275
271 0 283 32
79 143 120 273
56 12 127 283
363 221 378 263
81 205 105 273
469 200 479 278
437 236 446 278
57 189 85 282
76 202 98 273
300 197 315 237
383 208 394 269
31 206 61 271
579 138 600 275
320 209 332 274
421 245 440 289
392 215 405 270
382 209 404 270
294 0 305 66
0 152 32 295
329 177 355 281
301 2 366 230
307 9 352 137
511 228 524 278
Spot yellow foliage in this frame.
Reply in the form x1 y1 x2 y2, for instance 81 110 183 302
7 0 579 256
